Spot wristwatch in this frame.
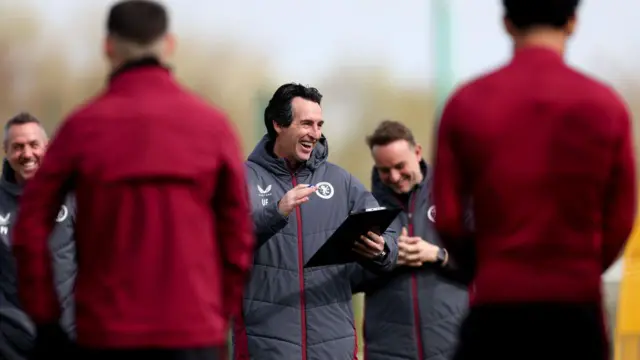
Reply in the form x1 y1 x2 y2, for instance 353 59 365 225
435 247 448 267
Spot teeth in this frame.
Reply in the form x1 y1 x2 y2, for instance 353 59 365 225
22 162 36 169
301 141 312 147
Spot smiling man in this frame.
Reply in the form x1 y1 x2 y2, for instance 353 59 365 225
233 83 399 360
349 120 469 360
0 113 76 360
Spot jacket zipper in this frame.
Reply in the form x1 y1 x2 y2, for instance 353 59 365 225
408 194 425 360
291 174 308 360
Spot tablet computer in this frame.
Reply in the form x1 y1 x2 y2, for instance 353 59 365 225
304 206 401 268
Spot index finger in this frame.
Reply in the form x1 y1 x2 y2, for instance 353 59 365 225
295 184 314 189
296 186 317 196
367 231 385 243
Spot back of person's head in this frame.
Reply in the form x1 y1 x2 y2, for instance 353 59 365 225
502 0 580 34
104 0 174 66
264 83 323 140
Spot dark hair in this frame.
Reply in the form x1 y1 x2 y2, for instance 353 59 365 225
503 0 580 30
264 83 323 139
107 0 168 45
366 120 416 150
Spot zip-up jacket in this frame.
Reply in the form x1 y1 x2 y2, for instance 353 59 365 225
0 160 76 359
233 135 398 360
352 161 469 360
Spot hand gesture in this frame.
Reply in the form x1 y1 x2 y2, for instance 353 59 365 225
278 184 318 216
397 227 439 267
353 231 386 260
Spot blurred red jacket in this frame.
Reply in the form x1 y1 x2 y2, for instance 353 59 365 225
12 59 255 348
433 46 636 305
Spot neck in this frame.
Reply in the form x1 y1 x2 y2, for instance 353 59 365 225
513 28 567 57
273 140 303 170
109 55 162 73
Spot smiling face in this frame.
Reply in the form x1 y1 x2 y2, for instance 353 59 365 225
372 139 423 194
273 96 324 163
4 122 48 183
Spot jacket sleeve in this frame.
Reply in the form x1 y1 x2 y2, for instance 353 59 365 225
347 173 399 273
245 166 289 248
432 95 476 274
602 103 637 271
12 118 79 326
53 195 77 339
213 122 256 320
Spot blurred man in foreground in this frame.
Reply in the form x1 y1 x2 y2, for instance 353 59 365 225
233 83 398 360
0 113 76 360
350 120 469 360
433 0 636 359
11 1 254 359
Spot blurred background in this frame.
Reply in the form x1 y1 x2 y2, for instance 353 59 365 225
1 0 638 355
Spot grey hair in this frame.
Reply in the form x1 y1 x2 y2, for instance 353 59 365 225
3 112 48 145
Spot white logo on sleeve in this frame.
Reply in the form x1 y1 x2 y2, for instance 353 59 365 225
427 205 436 223
315 182 334 199
257 184 272 206
0 213 10 236
56 205 69 223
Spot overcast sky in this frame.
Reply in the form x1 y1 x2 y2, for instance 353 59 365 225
13 0 640 90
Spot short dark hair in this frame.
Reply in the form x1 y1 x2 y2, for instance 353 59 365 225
107 0 168 45
366 120 416 150
264 83 323 139
503 0 580 30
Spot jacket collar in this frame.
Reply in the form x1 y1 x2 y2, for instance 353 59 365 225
108 56 170 82
511 45 564 65
247 134 329 179
0 160 23 197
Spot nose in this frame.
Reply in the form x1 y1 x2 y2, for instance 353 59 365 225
21 147 34 159
389 169 402 183
310 123 322 139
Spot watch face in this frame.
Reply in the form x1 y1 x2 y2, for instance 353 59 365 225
437 248 446 262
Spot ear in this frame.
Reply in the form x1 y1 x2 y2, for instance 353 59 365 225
273 120 283 135
503 16 516 37
104 35 116 61
162 33 177 58
414 143 423 159
565 15 577 36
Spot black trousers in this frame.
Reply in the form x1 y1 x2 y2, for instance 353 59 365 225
453 302 610 360
73 346 227 360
